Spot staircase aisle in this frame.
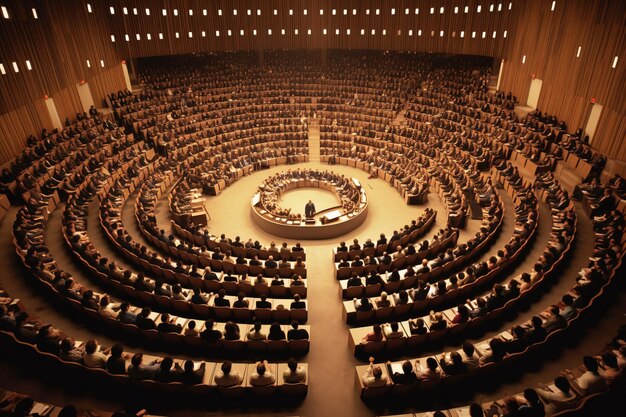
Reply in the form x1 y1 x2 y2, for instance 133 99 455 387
308 118 321 162
391 101 411 126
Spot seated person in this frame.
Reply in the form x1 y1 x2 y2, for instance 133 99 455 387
347 273 363 288
156 313 182 334
382 321 404 339
268 322 286 341
233 292 249 309
256 294 272 309
599 352 623 388
59 337 84 363
390 360 417 384
564 356 606 395
408 318 428 335
360 324 384 344
428 311 448 331
223 321 240 341
461 343 480 370
542 305 567 333
106 343 127 375
418 357 441 381
82 339 109 368
200 319 223 344
249 360 276 386
290 294 306 309
116 302 137 324
559 294 578 321
536 376 578 414
362 360 388 388
283 357 307 383
438 351 467 375
181 360 206 385
503 325 528 355
127 353 160 380
375 292 391 308
515 388 545 416
135 307 156 330
214 360 243 387
213 289 230 307
287 320 309 340
524 316 547 344
479 338 507 365
246 321 267 341
154 357 183 383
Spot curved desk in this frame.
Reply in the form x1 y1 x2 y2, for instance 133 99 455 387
251 175 368 239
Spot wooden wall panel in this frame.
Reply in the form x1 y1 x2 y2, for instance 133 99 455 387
89 66 127 108
499 0 625 160
0 100 52 164
49 86 82 125
101 0 517 58
593 108 626 163
0 0 123 114
1 0 624 162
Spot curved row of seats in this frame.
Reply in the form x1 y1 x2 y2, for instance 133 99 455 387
101 137 308 279
343 169 537 328
358 222 616 402
0 284 308 398
0 114 115 200
67 158 309 325
355 166 626 403
333 209 437 263
138 172 307 278
18 156 311 358
378 326 625 417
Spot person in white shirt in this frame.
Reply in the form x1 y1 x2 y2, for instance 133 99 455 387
536 376 578 414
375 292 391 308
214 361 243 387
383 321 404 339
566 356 607 395
246 321 267 341
97 296 118 319
362 358 388 388
82 339 108 369
283 358 306 383
249 361 275 386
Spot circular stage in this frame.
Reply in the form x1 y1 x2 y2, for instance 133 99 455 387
251 170 369 239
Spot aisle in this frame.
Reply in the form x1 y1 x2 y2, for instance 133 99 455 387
308 120 321 162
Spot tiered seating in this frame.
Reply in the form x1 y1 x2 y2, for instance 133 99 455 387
1 114 118 202
348 169 539 354
376 328 625 417
356 173 626 401
3 51 626 415
0 281 308 397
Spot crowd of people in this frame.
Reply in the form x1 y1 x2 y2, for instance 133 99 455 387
254 168 365 222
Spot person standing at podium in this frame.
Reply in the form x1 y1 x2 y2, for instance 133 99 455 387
305 200 316 218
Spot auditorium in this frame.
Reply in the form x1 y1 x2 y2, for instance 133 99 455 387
0 1 625 416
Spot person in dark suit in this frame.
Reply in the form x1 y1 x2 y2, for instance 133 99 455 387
157 313 182 334
200 319 223 344
390 360 418 384
347 273 363 288
256 294 272 309
214 289 230 307
136 307 156 330
265 256 277 269
305 200 316 218
287 320 309 340
181 360 206 385
233 292 249 308
290 294 305 309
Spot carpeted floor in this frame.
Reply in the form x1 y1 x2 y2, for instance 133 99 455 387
0 161 624 416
